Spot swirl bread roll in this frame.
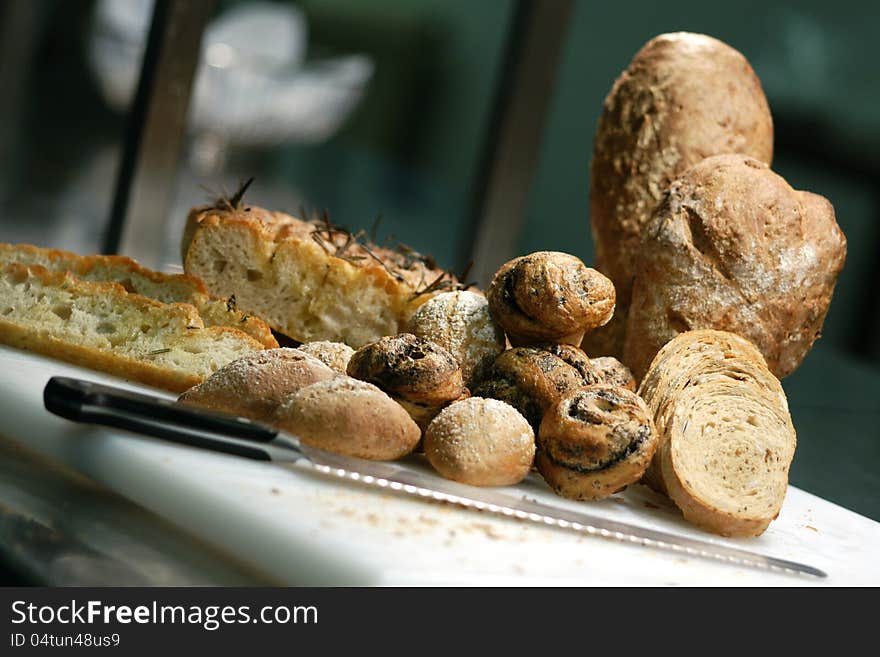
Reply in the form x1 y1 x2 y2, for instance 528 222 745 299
406 290 505 388
486 252 615 347
536 385 657 500
346 333 468 430
424 398 535 487
472 346 592 432
589 32 774 359
178 348 335 420
624 154 846 380
638 330 797 537
273 377 420 460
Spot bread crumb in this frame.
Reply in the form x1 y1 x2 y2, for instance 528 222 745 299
805 525 818 532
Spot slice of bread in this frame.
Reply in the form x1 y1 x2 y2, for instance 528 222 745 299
637 330 796 537
0 243 278 348
0 262 266 392
182 204 458 348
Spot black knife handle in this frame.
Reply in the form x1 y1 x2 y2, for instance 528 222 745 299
44 376 279 461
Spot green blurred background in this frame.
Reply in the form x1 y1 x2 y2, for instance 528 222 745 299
1 0 878 523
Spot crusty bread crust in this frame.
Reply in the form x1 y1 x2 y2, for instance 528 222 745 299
182 205 457 347
0 263 265 392
624 154 846 380
589 32 774 358
0 242 278 348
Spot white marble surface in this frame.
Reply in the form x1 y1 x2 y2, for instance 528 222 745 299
1 345 878 586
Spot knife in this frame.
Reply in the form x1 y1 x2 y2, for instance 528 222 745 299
43 376 826 579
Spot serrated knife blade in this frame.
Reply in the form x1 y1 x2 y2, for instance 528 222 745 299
43 376 827 580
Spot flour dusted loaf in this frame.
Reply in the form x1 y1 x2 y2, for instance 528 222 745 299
406 290 505 388
588 32 774 358
638 330 797 537
182 201 457 348
0 243 277 348
625 154 846 380
0 263 266 392
273 377 421 460
178 348 335 420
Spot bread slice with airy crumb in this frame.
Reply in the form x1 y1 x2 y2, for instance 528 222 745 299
637 330 796 537
182 204 457 348
0 262 266 392
0 243 277 348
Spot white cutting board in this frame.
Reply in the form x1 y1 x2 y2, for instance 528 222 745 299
1 344 878 586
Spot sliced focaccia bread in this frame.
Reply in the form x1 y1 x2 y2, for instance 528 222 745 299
182 202 459 348
0 243 277 348
637 330 796 537
0 262 265 392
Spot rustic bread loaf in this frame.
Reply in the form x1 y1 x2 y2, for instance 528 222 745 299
637 330 797 537
624 154 846 380
0 263 266 392
588 32 774 358
0 243 277 348
182 203 457 348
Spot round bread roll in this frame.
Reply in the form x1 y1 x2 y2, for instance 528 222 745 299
273 377 421 460
297 340 355 374
536 385 658 500
589 32 774 359
177 348 335 421
424 397 535 487
625 154 846 380
406 290 505 387
590 356 636 391
487 251 615 347
347 333 468 430
472 346 590 431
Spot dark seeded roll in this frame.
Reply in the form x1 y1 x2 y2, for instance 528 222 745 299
347 333 468 430
536 384 658 500
472 346 588 432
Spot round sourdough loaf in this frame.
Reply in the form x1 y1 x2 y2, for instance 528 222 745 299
588 32 774 359
624 154 846 380
637 330 797 537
